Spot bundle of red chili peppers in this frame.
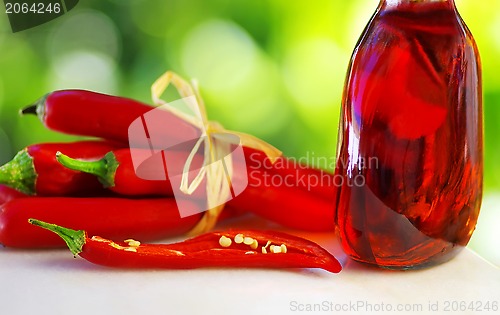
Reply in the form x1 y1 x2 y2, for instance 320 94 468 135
0 72 341 273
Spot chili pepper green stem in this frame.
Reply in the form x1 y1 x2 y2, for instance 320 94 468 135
0 149 37 195
28 219 85 256
56 151 118 188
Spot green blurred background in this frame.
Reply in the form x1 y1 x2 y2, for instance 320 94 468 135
0 0 498 265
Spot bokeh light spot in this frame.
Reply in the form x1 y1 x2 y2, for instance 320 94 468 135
47 9 121 61
179 19 286 137
203 57 288 138
49 51 118 93
282 38 348 135
181 19 257 92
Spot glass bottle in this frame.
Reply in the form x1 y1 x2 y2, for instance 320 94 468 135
335 0 482 269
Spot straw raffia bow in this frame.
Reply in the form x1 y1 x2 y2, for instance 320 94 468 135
151 71 282 235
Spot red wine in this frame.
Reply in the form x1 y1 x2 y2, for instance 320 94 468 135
335 0 482 269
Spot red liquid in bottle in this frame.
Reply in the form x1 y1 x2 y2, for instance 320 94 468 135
335 0 482 269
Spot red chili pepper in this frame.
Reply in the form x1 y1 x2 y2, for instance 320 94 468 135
28 219 342 273
230 170 336 232
243 147 337 202
55 149 335 231
54 148 232 199
21 90 200 145
55 148 175 196
0 197 202 248
0 141 120 195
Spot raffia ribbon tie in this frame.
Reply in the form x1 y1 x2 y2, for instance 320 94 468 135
151 71 282 235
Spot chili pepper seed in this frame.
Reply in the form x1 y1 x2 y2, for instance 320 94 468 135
262 241 271 254
234 234 244 244
243 237 254 245
250 239 259 250
124 239 141 247
271 245 283 254
280 244 287 253
219 236 232 248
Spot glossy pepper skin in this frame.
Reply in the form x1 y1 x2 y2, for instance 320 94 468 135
243 147 337 202
21 90 200 145
0 141 120 195
0 185 27 205
0 197 202 248
56 149 335 231
229 170 336 232
29 219 342 273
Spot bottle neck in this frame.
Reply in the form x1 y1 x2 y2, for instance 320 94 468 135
380 0 455 10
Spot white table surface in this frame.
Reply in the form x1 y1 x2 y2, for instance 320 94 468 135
1 215 498 315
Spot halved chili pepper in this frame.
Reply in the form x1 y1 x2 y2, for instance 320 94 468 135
0 141 120 195
21 90 200 145
29 219 342 273
0 197 202 248
55 149 335 231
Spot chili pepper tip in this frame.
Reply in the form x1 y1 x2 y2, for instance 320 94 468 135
20 93 48 118
20 105 37 116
